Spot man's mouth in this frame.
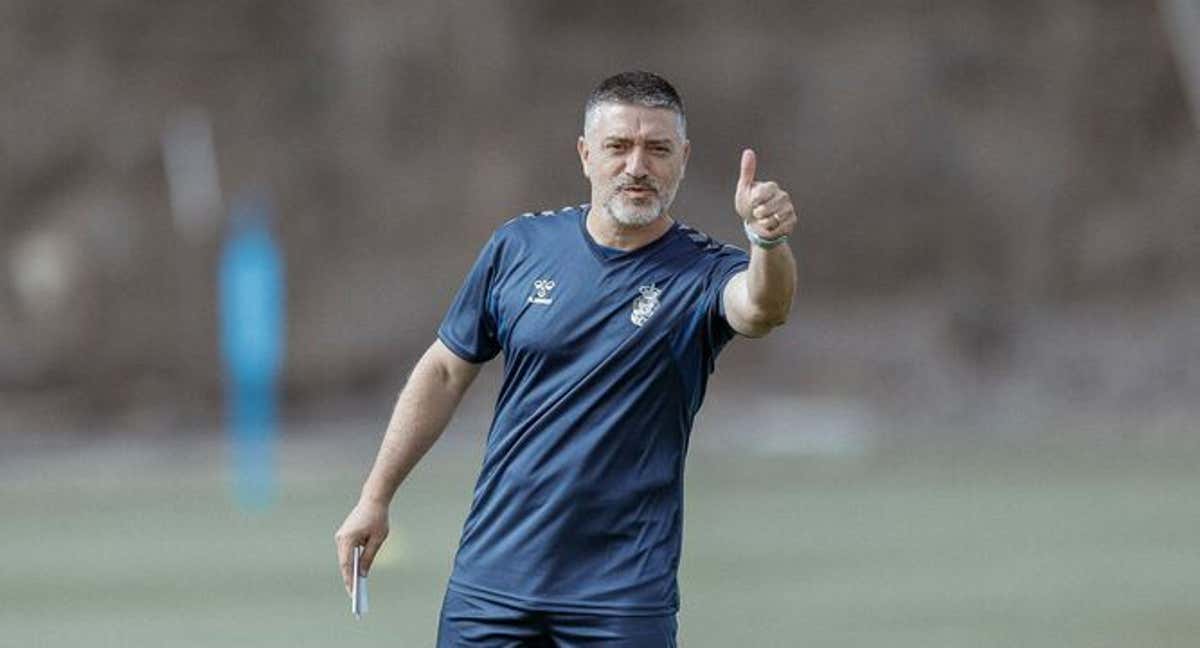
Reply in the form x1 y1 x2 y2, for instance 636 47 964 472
621 186 656 198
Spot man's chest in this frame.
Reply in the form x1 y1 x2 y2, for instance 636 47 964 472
492 256 707 358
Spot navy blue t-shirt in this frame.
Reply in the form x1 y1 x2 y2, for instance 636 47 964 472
437 204 749 616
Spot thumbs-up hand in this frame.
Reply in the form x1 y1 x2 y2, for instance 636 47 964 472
735 148 795 241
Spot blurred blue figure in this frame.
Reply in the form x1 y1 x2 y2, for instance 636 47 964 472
219 192 285 511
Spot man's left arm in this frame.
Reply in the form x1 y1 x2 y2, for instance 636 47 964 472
723 148 798 338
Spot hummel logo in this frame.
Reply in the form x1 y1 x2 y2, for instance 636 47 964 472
528 279 556 305
630 284 662 327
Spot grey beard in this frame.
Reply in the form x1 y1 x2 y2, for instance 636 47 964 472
604 192 671 228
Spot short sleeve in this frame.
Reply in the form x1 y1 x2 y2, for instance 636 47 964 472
701 243 750 349
438 234 503 363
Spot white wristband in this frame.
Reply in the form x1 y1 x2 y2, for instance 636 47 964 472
744 221 789 249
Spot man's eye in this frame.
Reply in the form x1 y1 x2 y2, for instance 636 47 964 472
606 143 626 151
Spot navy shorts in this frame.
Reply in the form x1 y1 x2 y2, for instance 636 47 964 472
436 588 678 647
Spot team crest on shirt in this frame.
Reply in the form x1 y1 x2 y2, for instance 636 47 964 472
630 284 662 327
527 278 556 305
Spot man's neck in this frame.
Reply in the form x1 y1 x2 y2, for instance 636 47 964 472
585 204 675 251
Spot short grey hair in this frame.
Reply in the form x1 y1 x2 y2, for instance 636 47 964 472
583 71 687 138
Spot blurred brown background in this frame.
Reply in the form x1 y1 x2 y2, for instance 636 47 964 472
4 4 1200 647
2 0 1198 447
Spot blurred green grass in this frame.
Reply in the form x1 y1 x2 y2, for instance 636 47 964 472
3 436 1199 647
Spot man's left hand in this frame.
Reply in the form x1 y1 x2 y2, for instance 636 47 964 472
735 148 796 241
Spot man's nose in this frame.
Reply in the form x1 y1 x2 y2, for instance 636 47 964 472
624 147 649 178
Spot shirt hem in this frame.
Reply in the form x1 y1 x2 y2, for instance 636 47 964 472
714 261 749 316
447 577 678 617
436 328 495 364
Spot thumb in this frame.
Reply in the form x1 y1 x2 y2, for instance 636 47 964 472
738 148 757 192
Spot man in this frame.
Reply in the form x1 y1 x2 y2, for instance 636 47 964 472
335 71 797 646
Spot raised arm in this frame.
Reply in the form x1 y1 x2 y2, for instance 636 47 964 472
334 339 482 594
723 148 798 337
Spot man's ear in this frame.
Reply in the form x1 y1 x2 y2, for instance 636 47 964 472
577 136 590 178
681 140 691 178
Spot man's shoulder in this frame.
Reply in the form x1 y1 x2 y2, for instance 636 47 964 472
674 221 748 261
472 204 584 266
497 203 587 238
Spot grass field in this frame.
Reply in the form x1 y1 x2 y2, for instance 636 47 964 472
3 430 1199 647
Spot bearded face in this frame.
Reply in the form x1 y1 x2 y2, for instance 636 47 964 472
578 103 689 229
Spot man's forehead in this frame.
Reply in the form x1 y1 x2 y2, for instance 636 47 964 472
588 103 683 140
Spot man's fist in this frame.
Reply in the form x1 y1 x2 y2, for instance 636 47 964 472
735 148 796 240
334 500 389 595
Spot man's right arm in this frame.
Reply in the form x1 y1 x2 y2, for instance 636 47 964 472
334 338 482 594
